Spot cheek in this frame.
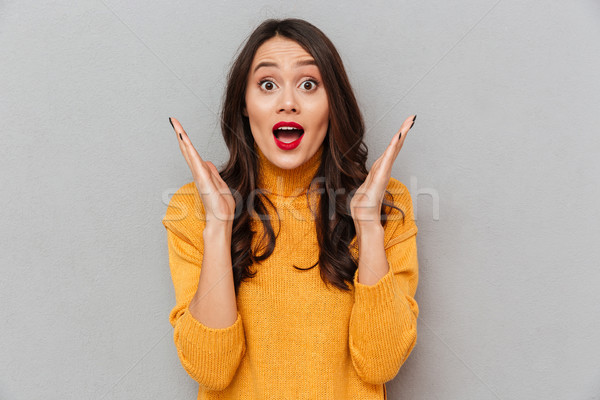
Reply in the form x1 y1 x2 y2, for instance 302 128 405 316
317 93 329 116
318 101 330 128
246 94 270 118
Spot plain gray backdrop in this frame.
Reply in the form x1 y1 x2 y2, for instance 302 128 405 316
1 1 599 399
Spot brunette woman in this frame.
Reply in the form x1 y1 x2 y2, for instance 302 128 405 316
163 17 418 399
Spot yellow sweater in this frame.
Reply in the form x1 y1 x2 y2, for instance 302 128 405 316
162 144 419 399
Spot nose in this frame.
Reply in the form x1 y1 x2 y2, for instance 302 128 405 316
278 86 298 113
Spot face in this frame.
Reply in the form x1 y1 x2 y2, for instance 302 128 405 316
244 36 330 170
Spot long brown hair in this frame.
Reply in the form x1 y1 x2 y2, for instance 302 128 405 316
218 18 404 295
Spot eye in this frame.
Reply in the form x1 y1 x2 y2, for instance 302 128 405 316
258 79 277 91
301 79 319 91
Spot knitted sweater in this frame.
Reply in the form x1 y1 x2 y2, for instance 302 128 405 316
162 143 419 399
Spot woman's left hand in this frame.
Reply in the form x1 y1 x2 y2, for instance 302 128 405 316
350 114 416 229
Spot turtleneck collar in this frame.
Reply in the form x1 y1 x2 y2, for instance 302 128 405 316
255 142 323 197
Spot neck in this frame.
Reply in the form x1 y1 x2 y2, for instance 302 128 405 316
255 142 323 197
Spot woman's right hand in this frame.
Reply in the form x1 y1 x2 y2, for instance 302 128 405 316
169 117 236 228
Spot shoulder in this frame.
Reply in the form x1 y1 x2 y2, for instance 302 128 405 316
385 177 411 203
382 177 418 248
161 181 206 246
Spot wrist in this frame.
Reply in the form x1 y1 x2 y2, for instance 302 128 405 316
203 222 233 245
355 222 384 245
355 221 384 235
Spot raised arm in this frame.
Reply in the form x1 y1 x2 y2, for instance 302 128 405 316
347 115 419 384
163 118 245 391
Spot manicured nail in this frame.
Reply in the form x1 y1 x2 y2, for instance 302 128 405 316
398 131 402 140
410 121 415 129
169 117 175 130
413 114 417 122
179 133 183 140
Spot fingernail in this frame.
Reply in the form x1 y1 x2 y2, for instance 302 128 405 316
398 131 402 140
179 133 183 140
169 117 175 130
413 114 417 122
410 121 415 129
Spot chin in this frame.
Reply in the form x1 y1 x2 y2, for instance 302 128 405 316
271 154 305 169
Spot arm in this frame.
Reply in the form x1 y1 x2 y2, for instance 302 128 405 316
348 179 419 385
163 182 246 391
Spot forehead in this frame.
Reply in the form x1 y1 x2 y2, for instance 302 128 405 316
251 37 315 67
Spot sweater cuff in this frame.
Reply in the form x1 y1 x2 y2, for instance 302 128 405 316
177 308 245 356
353 264 405 307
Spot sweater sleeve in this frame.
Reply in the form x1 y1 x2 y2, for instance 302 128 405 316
162 182 246 391
348 178 419 385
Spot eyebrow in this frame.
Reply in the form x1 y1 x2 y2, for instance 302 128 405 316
253 59 317 74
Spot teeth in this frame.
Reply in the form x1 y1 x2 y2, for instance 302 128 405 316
277 126 300 130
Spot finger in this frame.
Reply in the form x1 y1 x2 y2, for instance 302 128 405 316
379 121 406 164
397 114 416 141
187 147 217 194
362 161 386 200
364 155 394 200
169 117 192 167
205 161 230 193
170 117 188 139
393 115 415 158
171 121 217 194
375 137 398 178
205 161 219 179
380 130 400 161
171 118 204 167
381 114 415 169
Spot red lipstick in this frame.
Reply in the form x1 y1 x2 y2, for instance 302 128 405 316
272 121 304 150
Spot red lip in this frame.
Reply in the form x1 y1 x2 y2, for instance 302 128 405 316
272 121 304 132
272 121 304 150
273 133 304 150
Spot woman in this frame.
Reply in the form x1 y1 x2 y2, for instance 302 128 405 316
163 18 418 399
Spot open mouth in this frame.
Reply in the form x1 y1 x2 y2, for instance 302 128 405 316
273 127 305 143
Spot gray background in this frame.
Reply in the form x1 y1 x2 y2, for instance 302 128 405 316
1 0 599 399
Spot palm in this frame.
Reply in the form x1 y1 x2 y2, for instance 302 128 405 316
350 115 416 227
169 117 236 226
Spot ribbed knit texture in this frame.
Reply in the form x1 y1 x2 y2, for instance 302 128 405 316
162 144 419 399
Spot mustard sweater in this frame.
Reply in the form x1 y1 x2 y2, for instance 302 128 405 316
162 144 419 399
